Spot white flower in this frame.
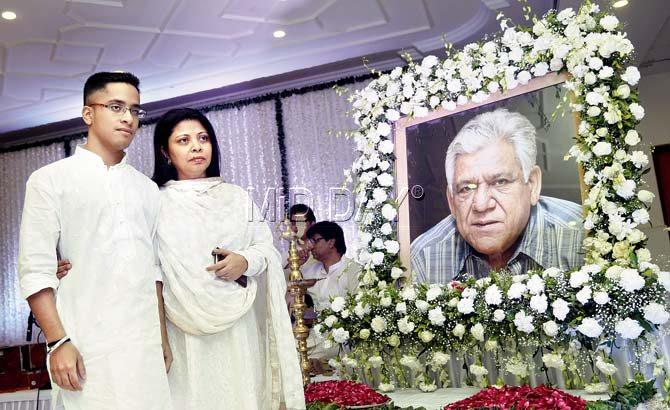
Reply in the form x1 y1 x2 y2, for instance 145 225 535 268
418 381 437 392
421 55 438 68
570 269 591 288
493 309 505 322
532 62 549 77
391 267 404 280
368 355 384 368
400 286 417 301
384 240 400 254
621 66 640 85
615 317 644 339
598 66 614 79
419 330 434 343
550 57 564 71
658 271 670 291
395 302 406 314
630 151 648 168
428 307 446 326
377 139 394 154
342 355 358 368
469 364 488 377
381 203 397 220
625 130 640 146
576 286 592 304
592 141 612 157
517 70 531 84
470 323 485 341
398 316 415 334
507 282 527 300
371 316 387 333
330 296 346 313
415 299 430 312
378 382 395 392
484 284 503 305
530 294 548 313
644 302 670 325
632 209 650 225
431 352 450 366
505 358 529 378
596 358 618 376
544 267 563 278
543 353 565 369
447 79 461 93
426 286 443 301
385 109 400 122
324 315 338 327
387 334 400 347
638 190 655 204
615 179 636 199
588 57 604 71
593 291 610 305
332 327 350 343
619 268 645 292
587 106 601 117
514 311 535 334
359 328 370 339
372 188 388 203
585 383 609 394
526 275 545 295
414 106 429 117
577 317 603 338
629 103 645 120
380 297 392 307
457 297 474 314
557 8 575 23
605 265 624 280
552 298 570 321
370 252 384 266
377 122 392 137
452 323 466 338
377 173 394 187
461 287 477 299
616 84 631 99
543 320 559 337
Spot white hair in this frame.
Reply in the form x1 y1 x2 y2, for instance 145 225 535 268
445 108 537 191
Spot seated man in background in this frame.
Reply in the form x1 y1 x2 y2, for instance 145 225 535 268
411 108 584 284
298 221 361 372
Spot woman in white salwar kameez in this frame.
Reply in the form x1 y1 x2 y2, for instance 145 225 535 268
151 108 305 410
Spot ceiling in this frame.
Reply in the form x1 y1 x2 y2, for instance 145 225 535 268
0 0 668 140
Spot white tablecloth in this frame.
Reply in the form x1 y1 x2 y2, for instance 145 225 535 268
0 390 62 410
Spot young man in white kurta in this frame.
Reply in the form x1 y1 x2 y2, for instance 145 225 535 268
18 73 171 409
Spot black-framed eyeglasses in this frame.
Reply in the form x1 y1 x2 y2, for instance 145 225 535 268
308 236 326 245
88 102 147 119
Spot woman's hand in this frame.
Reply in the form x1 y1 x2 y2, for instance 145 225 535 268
56 259 71 280
207 248 248 281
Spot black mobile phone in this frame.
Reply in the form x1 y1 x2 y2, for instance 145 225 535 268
212 251 248 288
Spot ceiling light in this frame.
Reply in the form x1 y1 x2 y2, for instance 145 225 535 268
273 30 286 39
613 0 628 8
2 10 17 20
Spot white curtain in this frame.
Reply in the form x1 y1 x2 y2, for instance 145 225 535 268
0 143 65 347
282 83 368 257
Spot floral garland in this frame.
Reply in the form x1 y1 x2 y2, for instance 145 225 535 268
320 0 670 394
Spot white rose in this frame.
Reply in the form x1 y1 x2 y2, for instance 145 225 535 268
644 302 670 325
380 297 392 307
428 307 446 326
625 130 640 146
576 286 592 304
615 317 644 339
368 355 384 368
637 248 651 263
517 70 532 84
616 84 631 99
398 316 415 334
543 320 559 337
377 122 392 137
600 15 619 31
400 286 417 301
470 323 485 341
384 240 400 254
332 327 350 343
596 358 618 376
484 284 503 305
381 203 397 220
632 209 650 225
629 103 645 120
587 106 601 117
526 275 545 295
552 298 570 321
377 139 394 154
593 291 611 305
418 330 434 343
658 271 670 291
543 353 565 369
372 188 388 203
395 302 406 315
621 66 640 86
391 267 404 280
570 269 591 288
371 316 387 333
577 317 603 338
550 57 564 71
637 190 655 204
441 100 457 111
493 309 506 322
370 252 384 266
615 179 636 199
588 57 603 71
592 141 612 157
377 173 394 187
598 66 614 79
452 323 466 338
533 62 549 77
414 106 429 117
514 311 535 334
380 223 393 235
385 109 400 122
415 299 430 312
544 267 563 278
330 296 346 313
421 55 438 68
630 151 648 168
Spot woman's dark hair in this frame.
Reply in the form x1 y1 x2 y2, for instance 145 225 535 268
306 221 346 256
152 108 221 186
289 204 316 223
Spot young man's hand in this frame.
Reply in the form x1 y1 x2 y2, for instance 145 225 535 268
56 259 71 280
49 342 86 391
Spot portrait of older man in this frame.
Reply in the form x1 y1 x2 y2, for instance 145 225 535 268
410 108 584 284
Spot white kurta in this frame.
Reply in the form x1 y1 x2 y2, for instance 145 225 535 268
156 178 305 410
18 146 171 410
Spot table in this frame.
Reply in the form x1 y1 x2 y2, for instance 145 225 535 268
0 389 62 410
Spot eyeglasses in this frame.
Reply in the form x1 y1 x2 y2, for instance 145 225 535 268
308 236 326 246
88 103 147 119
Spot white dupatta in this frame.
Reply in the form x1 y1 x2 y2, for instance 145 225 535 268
157 178 305 409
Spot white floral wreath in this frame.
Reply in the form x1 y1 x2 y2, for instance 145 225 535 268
320 1 670 392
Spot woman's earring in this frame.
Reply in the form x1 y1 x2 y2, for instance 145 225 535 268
167 157 172 165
